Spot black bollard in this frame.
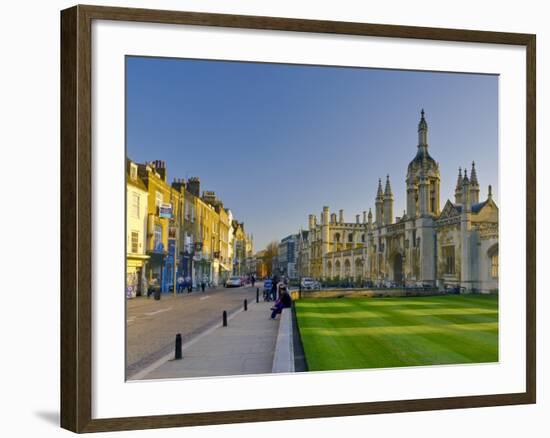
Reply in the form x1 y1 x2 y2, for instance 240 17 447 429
175 333 182 360
256 288 259 303
244 299 248 311
223 310 227 327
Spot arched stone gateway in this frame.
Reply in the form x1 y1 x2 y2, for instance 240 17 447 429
344 259 351 278
392 253 404 285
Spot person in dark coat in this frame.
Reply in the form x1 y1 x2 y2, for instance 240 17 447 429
270 286 292 319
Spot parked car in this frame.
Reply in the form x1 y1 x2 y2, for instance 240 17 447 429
300 277 320 290
225 276 243 288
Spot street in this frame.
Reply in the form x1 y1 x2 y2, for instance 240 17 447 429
126 283 262 378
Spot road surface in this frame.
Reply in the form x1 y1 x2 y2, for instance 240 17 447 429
126 283 263 378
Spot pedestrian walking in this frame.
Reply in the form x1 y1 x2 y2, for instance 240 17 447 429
201 275 207 292
270 276 278 301
176 275 185 294
147 277 158 298
251 274 255 287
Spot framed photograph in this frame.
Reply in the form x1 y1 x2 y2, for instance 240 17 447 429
60 4 536 433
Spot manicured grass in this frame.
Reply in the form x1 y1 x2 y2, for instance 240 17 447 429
295 295 498 371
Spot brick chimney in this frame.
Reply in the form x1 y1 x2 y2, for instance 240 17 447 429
187 177 201 197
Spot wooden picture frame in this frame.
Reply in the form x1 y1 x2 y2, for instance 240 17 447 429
61 4 536 433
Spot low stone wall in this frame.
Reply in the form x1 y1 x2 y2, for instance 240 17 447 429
295 288 450 299
271 308 295 373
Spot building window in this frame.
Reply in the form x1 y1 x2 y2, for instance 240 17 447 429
348 233 353 243
130 192 140 218
491 253 499 278
443 246 455 275
131 231 139 253
361 233 365 243
130 163 138 181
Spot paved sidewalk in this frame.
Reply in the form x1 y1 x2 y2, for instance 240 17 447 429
143 300 280 379
126 285 261 377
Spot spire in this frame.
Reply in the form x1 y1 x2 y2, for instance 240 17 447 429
376 178 384 200
418 108 428 146
368 208 373 220
470 161 479 186
454 167 463 205
488 185 493 200
455 167 463 190
462 168 469 185
418 109 427 130
384 174 393 197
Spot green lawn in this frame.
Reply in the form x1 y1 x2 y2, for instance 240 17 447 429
295 295 498 371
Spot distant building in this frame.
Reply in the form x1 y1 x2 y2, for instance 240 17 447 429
298 110 499 293
278 234 298 279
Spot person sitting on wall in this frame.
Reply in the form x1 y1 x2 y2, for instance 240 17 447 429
270 286 292 319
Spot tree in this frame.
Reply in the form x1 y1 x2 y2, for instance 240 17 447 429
261 241 279 277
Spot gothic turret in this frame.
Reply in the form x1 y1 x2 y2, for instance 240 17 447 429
469 161 480 204
308 214 316 231
407 110 440 216
462 169 471 212
321 206 330 256
455 167 463 205
418 108 428 146
375 178 384 226
383 174 394 225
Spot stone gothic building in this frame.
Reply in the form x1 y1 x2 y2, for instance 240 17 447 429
297 110 499 293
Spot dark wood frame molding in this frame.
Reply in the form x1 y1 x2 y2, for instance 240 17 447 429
61 4 536 433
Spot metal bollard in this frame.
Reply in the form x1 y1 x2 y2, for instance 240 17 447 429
244 299 248 311
175 333 182 360
256 288 259 303
223 310 227 327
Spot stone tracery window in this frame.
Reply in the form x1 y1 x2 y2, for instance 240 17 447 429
491 254 498 278
488 245 499 279
442 245 455 275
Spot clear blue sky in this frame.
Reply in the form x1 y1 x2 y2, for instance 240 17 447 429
126 56 498 252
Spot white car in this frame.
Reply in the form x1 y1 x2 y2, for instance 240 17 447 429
225 276 243 288
300 277 320 290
